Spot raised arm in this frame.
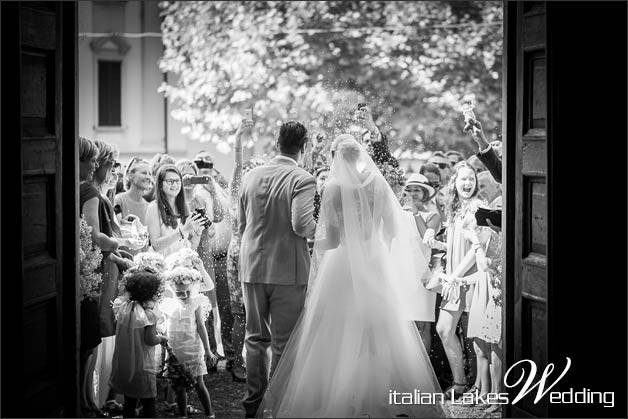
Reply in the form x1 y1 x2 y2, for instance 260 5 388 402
464 118 502 183
230 119 254 203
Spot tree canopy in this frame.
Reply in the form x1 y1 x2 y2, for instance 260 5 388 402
159 1 502 157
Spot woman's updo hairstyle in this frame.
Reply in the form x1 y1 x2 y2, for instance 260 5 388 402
330 134 361 163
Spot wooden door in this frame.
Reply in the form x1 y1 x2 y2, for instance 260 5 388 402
1 2 79 417
504 2 548 417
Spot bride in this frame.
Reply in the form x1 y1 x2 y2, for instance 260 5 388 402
257 134 447 418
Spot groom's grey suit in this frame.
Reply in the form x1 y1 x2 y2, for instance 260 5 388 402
239 155 317 417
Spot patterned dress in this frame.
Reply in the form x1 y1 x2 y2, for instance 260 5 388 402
478 230 503 343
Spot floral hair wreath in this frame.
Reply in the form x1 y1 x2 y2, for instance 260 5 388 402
164 266 203 285
132 251 168 273
165 247 201 271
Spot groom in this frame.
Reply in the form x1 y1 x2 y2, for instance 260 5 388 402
238 121 317 417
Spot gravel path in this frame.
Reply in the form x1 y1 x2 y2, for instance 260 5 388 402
147 361 501 418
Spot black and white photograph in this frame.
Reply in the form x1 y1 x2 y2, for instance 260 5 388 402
1 1 626 418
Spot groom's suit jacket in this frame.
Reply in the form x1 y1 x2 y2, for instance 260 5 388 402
239 155 317 285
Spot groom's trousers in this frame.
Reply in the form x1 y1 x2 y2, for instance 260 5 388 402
241 282 307 418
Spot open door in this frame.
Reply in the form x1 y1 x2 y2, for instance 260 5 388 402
1 2 79 417
503 2 548 417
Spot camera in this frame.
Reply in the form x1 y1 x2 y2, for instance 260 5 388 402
194 207 212 229
194 160 213 170
182 175 211 186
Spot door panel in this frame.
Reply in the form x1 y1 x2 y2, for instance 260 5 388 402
1 2 79 416
507 2 548 417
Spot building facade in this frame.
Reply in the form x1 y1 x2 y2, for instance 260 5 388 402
78 0 234 173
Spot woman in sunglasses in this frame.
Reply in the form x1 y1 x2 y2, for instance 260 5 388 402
420 162 446 221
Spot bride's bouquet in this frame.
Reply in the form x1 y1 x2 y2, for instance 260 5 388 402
79 216 103 301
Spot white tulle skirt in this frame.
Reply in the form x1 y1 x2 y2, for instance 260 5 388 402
258 245 447 418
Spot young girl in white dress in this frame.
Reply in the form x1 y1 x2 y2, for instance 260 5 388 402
160 266 218 418
109 268 168 418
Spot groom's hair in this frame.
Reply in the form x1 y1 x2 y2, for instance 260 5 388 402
278 121 308 154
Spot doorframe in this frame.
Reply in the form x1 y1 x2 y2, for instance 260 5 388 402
502 1 521 417
60 1 81 417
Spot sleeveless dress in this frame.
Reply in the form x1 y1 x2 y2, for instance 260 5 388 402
160 295 212 377
440 200 490 312
468 230 503 343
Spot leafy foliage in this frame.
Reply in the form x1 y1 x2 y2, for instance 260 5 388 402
159 1 502 157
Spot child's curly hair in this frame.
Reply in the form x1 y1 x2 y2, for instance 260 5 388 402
123 269 165 307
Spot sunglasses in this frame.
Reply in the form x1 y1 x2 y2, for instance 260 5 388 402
163 178 181 186
431 162 449 170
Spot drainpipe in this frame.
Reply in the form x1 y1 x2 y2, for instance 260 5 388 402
163 70 168 154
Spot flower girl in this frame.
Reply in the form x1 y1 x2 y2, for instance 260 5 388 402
109 268 167 418
160 266 218 418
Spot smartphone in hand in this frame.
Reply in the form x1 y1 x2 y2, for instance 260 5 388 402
244 108 253 123
182 175 212 186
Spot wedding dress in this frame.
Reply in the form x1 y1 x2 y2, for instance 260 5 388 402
258 135 446 418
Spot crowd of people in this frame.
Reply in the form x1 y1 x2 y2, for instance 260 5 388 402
77 105 504 418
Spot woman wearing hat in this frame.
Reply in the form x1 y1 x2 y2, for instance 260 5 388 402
401 173 442 352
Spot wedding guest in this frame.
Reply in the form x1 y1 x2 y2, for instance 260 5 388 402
467 196 503 413
145 153 177 202
467 155 487 174
464 118 502 183
419 163 446 221
431 162 489 398
114 161 125 195
226 119 261 383
446 150 465 167
313 166 330 222
109 269 168 418
175 158 222 373
476 171 501 205
145 164 206 258
353 104 399 169
79 137 139 417
428 151 453 185
469 196 503 413
114 157 152 224
401 173 441 351
195 150 229 190
193 151 236 372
